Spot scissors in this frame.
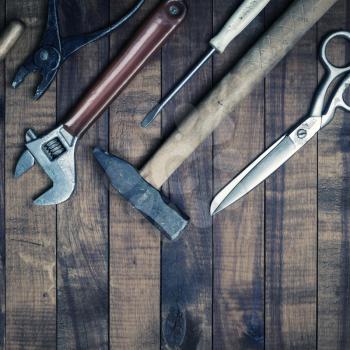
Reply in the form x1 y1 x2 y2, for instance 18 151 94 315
12 0 144 100
211 31 350 216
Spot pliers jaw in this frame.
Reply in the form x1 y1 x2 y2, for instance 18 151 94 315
12 46 62 100
11 0 144 100
11 59 38 89
12 0 62 99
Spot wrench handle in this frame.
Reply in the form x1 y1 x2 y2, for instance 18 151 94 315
64 0 187 138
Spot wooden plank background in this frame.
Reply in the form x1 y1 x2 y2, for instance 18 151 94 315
0 0 349 349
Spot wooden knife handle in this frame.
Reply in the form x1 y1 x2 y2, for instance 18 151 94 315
140 0 338 189
0 21 25 60
64 0 187 138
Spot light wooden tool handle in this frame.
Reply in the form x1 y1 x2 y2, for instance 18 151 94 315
0 20 25 60
210 0 271 53
141 0 338 189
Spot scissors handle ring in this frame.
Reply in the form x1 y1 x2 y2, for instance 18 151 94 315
320 31 350 74
321 73 350 128
312 31 350 119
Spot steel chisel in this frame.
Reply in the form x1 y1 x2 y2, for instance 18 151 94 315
141 0 271 127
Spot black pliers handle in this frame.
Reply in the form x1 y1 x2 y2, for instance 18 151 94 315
12 0 144 100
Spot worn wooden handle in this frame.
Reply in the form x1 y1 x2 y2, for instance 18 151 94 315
0 20 25 60
141 0 338 189
64 0 187 138
210 0 271 53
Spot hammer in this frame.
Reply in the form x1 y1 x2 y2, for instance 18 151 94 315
0 20 24 61
94 0 339 241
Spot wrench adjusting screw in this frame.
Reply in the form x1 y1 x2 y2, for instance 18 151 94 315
43 138 66 161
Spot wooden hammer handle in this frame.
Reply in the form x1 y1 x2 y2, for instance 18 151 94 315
141 0 338 189
0 21 24 60
64 0 187 138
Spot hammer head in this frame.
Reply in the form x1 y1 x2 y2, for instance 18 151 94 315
15 126 78 205
93 148 189 241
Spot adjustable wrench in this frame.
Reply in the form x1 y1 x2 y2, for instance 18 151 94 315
15 0 187 205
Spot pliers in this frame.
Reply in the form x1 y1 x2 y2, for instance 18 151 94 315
12 0 144 100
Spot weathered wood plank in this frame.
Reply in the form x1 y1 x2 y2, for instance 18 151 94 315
317 1 350 349
212 1 265 349
5 0 57 348
4 1 350 348
56 0 109 348
265 0 318 347
0 1 5 346
160 0 213 348
108 0 161 348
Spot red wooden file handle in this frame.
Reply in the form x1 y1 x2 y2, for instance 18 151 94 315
64 0 187 138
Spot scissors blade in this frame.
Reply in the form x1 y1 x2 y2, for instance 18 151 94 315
210 117 322 215
211 115 322 216
211 136 294 215
211 136 298 215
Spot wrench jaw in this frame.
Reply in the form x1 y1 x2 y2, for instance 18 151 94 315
33 163 76 206
15 150 36 178
15 126 78 206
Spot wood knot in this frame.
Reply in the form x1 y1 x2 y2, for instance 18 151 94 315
163 304 186 348
243 312 264 345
